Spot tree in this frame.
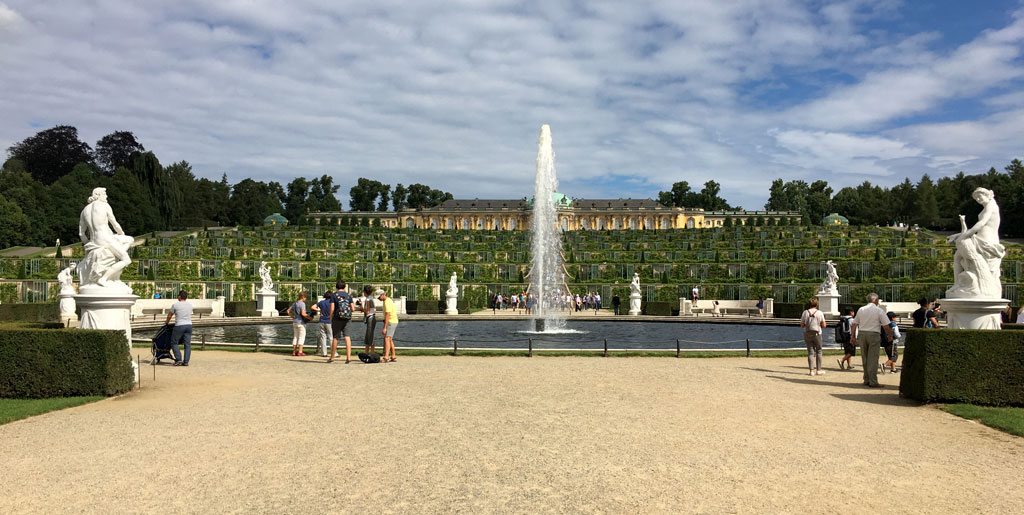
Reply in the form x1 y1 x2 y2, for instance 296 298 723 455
229 178 284 226
94 131 145 175
284 177 311 223
0 194 30 248
308 175 341 212
914 175 939 227
698 180 730 211
405 183 453 210
349 178 387 211
377 184 391 211
106 167 159 234
7 125 93 184
392 183 408 211
657 181 700 207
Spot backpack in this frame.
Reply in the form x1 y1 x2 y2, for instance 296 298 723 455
358 352 380 364
332 291 353 320
835 316 852 344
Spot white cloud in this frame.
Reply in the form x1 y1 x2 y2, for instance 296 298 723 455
0 0 1021 211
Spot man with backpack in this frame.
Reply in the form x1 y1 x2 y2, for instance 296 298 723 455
328 281 354 364
835 307 855 370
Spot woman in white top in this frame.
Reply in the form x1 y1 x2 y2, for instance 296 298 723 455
1016 306 1024 324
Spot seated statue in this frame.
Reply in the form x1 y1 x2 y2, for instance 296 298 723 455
946 187 1005 299
76 188 133 293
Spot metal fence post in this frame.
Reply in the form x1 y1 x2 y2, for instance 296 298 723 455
676 339 681 358
254 339 260 353
201 334 206 351
453 337 458 356
528 338 533 357
604 338 608 357
746 339 750 357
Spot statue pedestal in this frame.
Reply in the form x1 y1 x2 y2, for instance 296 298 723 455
58 291 78 325
256 291 278 317
938 297 1009 330
445 294 459 315
628 293 642 316
76 292 139 383
816 291 840 316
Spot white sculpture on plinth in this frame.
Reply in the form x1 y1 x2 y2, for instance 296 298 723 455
445 272 459 315
940 187 1009 329
58 264 78 322
818 260 839 295
258 261 274 292
628 272 642 315
73 187 139 381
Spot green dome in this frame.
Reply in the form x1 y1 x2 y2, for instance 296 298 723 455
822 213 849 225
263 213 289 225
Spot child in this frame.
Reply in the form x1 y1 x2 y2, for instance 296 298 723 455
881 311 901 373
835 307 855 370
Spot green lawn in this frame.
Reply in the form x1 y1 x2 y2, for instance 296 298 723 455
941 404 1024 437
0 397 105 425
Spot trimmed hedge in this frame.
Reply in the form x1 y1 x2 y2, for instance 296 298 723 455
407 300 441 314
899 328 1024 406
0 303 59 323
642 301 673 316
773 302 804 318
224 301 258 317
0 328 134 398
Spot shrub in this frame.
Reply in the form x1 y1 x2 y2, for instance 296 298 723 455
0 302 58 323
642 301 672 316
900 329 1024 406
224 301 258 317
0 327 134 398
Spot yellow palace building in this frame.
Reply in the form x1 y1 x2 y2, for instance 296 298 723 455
309 193 801 231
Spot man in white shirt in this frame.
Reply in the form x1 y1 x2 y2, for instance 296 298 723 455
164 290 194 366
800 298 827 376
851 293 893 387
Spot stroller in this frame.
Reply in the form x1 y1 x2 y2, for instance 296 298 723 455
151 323 176 364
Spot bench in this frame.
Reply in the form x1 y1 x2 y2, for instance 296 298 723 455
131 297 226 318
685 299 772 317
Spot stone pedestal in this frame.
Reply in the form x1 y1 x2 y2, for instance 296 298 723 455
58 291 78 325
257 291 278 317
938 297 1009 330
679 299 692 316
445 294 459 315
628 293 642 316
76 292 139 382
816 291 840 316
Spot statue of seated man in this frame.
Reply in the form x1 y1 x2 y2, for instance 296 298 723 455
77 187 132 288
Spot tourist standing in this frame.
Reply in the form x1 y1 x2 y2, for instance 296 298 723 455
594 292 601 313
378 289 399 362
612 294 621 315
692 285 699 304
164 290 194 366
911 298 938 328
851 293 893 387
313 291 334 357
881 311 901 373
1001 304 1013 324
799 298 826 376
835 307 855 370
328 281 354 364
287 291 312 356
360 285 377 355
757 297 765 317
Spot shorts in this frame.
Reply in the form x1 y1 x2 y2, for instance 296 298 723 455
385 322 399 339
331 318 351 339
882 342 898 361
842 342 856 356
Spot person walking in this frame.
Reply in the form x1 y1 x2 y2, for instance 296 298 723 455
377 289 399 362
360 285 377 355
612 294 621 315
799 298 827 376
757 297 765 317
313 291 335 357
164 290 194 366
328 281 354 364
835 307 856 370
911 298 938 328
286 291 313 356
881 311 901 373
851 293 893 387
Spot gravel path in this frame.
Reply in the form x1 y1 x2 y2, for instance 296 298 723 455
2 353 1021 514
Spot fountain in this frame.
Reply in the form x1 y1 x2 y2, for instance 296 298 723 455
530 125 567 332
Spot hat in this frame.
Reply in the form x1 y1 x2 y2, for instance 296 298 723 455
374 289 386 297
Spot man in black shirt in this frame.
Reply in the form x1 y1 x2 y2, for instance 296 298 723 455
911 298 938 328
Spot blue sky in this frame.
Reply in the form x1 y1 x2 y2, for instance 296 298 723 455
1 0 1023 210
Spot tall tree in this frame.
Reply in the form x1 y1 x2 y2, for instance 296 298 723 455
229 179 284 226
106 166 160 234
349 178 386 211
6 125 93 184
284 177 311 222
94 131 145 175
913 175 939 227
804 180 833 224
308 175 341 212
392 183 408 211
377 184 391 211
698 180 730 210
0 194 31 248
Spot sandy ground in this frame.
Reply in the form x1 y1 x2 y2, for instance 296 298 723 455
1 353 1021 514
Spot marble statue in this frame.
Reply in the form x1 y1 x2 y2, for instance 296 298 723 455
446 272 459 297
258 261 274 292
630 272 641 295
628 272 642 315
76 187 133 292
946 187 1005 299
818 260 839 295
58 264 76 293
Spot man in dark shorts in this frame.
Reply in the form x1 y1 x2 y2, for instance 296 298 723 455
836 307 855 370
328 281 354 363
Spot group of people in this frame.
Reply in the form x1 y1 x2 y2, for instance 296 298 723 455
1002 304 1024 324
489 290 608 314
287 281 399 364
801 294 911 387
491 292 534 313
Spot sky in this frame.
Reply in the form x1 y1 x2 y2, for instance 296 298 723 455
1 0 1023 211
